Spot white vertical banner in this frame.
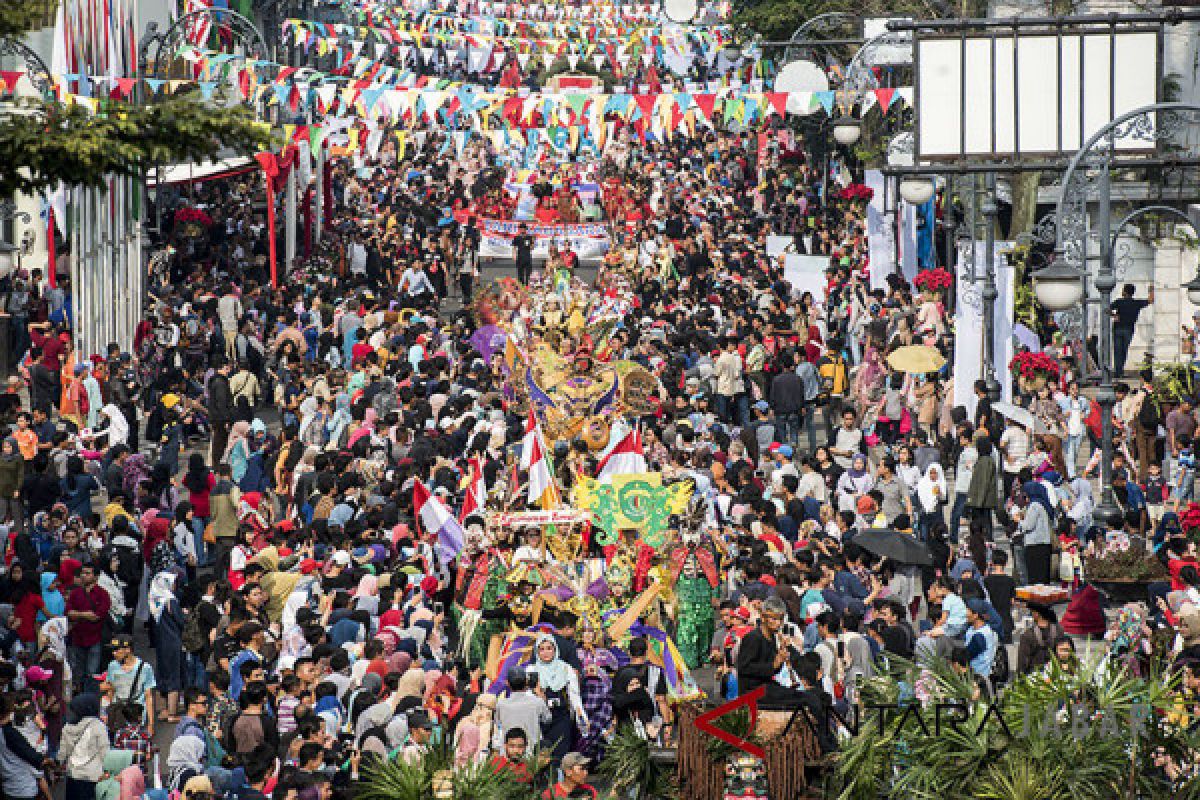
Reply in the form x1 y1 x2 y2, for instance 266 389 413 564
899 201 919 284
953 240 1016 417
864 170 894 291
994 244 1016 404
953 241 983 419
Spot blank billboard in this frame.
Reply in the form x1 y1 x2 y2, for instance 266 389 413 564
916 31 1159 159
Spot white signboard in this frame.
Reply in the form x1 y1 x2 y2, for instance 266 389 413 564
917 31 1158 159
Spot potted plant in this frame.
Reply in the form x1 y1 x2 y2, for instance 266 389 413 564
173 207 214 239
914 267 954 301
1083 532 1169 603
830 650 1193 800
837 183 874 207
1009 350 1061 393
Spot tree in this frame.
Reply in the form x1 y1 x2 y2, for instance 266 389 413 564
730 0 960 42
0 0 274 198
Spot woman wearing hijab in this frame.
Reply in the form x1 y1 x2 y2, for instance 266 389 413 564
225 420 251 483
97 404 129 449
835 454 874 514
39 572 65 621
148 572 185 722
59 694 108 800
1062 477 1095 536
527 632 585 767
354 574 380 615
577 625 617 760
327 393 353 449
61 456 99 519
165 734 206 793
1015 483 1054 584
915 463 947 541
0 438 24 528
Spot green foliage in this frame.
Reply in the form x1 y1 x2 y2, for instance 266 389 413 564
357 742 539 800
0 0 56 39
828 652 1197 800
701 706 763 763
730 0 955 42
599 725 679 799
1151 362 1198 404
0 94 274 198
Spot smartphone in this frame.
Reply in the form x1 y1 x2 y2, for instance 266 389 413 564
433 601 444 615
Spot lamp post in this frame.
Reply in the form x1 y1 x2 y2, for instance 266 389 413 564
980 173 1001 402
1030 102 1200 529
0 200 32 276
1034 203 1200 528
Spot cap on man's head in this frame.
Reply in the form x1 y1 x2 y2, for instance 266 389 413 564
109 634 133 650
562 752 591 771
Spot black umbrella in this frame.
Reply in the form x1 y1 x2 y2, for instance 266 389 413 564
851 528 933 566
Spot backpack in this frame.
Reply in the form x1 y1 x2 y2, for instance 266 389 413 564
181 605 208 654
991 641 1011 687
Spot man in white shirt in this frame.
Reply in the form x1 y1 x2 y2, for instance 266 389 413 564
950 428 977 540
998 423 1029 497
713 338 746 427
217 286 243 361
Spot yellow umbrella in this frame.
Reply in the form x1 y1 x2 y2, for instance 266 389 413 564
887 345 946 374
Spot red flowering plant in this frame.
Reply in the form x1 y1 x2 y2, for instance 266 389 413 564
837 184 874 203
914 267 954 292
174 207 215 228
1009 351 1061 381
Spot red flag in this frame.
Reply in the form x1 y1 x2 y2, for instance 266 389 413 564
46 210 57 289
460 457 487 523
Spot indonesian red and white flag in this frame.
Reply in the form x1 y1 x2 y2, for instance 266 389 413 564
520 409 559 509
460 457 487 522
597 425 647 482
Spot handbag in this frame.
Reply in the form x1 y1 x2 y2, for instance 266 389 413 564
203 521 216 545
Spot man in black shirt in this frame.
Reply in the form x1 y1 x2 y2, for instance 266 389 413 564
610 637 669 731
735 597 802 707
513 225 534 284
1112 282 1153 376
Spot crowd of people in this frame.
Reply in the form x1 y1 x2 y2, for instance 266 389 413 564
3 11 1200 800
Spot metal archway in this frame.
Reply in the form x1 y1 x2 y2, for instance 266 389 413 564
144 8 268 81
1051 102 1200 268
0 36 55 99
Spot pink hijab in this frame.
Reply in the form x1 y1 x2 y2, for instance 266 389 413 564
454 720 482 767
118 766 144 800
347 408 378 448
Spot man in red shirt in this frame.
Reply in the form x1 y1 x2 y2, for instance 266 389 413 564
28 321 66 372
490 728 533 785
542 752 597 799
65 563 111 694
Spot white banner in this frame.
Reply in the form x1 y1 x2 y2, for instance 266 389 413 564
477 220 610 260
865 170 894 291
953 241 1015 418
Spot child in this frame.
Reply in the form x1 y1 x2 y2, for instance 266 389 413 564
1145 462 1169 525
1174 435 1197 511
276 673 302 735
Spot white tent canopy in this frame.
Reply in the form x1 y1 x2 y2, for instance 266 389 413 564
149 156 256 186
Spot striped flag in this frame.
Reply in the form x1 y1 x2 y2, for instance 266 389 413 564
414 481 466 565
184 0 213 47
520 409 559 509
460 456 487 522
597 425 646 483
